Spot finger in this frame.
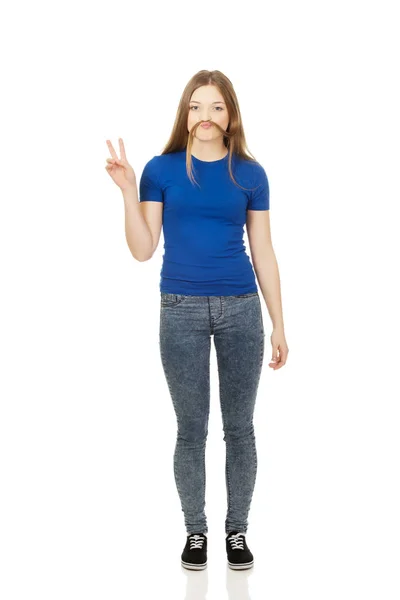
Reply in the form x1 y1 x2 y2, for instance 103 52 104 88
273 349 288 369
271 358 282 369
106 158 125 168
268 346 280 368
106 139 119 160
275 357 286 369
119 138 127 161
106 158 123 164
270 348 279 362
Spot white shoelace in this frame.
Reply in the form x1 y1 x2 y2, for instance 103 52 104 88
227 532 246 550
189 534 205 549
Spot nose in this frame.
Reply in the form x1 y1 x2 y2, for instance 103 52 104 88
198 111 212 122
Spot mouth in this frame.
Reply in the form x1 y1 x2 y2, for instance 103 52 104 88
200 122 212 129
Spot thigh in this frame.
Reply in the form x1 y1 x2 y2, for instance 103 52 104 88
159 293 212 427
213 294 265 431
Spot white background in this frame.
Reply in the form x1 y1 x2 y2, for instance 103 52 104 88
1 1 399 598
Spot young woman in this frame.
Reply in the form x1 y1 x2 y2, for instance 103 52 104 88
105 70 289 571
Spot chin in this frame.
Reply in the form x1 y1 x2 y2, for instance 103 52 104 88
197 129 214 137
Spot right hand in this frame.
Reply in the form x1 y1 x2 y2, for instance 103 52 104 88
105 138 136 191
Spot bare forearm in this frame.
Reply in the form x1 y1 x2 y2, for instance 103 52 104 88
122 186 153 261
252 247 285 331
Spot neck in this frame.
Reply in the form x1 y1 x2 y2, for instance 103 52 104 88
190 139 228 162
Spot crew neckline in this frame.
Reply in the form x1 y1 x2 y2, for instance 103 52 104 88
190 151 229 164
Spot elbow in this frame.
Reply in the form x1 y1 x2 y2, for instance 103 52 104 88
126 238 154 262
134 248 155 262
139 242 157 262
136 237 156 262
134 253 151 262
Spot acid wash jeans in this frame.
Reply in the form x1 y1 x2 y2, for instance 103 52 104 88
159 291 265 536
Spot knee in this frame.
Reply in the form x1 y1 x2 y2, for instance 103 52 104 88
177 418 209 445
223 422 255 442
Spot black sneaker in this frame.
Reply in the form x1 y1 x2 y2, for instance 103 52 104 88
226 531 254 570
181 532 208 570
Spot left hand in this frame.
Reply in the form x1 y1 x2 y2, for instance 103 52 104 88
268 328 289 370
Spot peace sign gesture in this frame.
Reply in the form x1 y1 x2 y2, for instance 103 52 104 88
105 138 137 191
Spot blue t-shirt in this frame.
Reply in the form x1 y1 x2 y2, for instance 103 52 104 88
139 149 269 296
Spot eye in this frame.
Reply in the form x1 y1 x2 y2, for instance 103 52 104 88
189 105 224 111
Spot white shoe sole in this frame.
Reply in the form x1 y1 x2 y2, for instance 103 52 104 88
228 560 254 570
181 560 207 570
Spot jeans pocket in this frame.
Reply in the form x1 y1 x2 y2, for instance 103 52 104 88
160 292 186 307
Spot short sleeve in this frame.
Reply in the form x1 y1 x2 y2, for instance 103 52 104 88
248 163 270 210
139 156 163 202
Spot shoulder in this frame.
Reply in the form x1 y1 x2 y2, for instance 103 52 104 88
232 156 268 190
237 156 267 178
142 154 162 171
143 151 184 172
141 155 159 176
149 150 185 164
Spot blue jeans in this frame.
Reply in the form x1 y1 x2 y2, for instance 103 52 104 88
159 291 265 536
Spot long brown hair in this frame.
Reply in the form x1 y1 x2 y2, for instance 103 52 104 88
161 70 258 190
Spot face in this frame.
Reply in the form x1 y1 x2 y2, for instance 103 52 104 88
187 85 229 141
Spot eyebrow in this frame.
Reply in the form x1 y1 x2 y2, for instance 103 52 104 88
189 101 225 104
